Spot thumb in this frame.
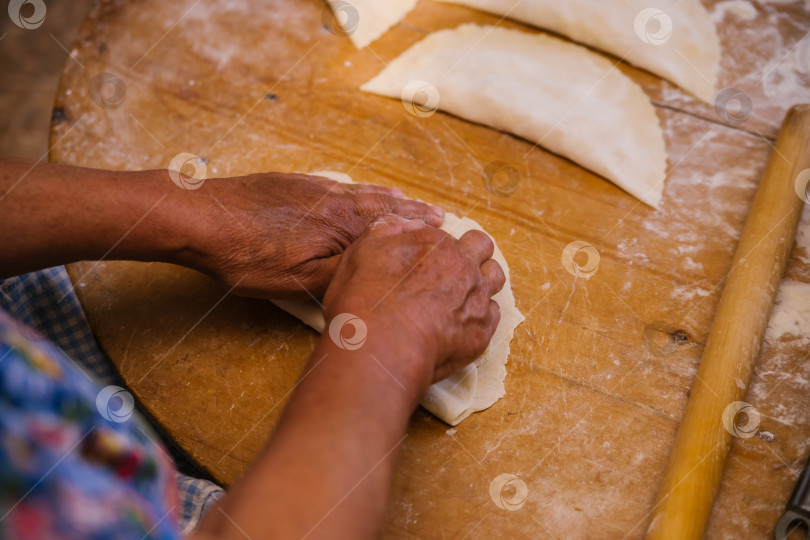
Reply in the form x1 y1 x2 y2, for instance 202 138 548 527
354 193 445 228
308 216 425 295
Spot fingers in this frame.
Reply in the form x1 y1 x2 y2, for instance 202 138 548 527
342 182 405 199
363 214 429 239
305 177 345 194
353 193 445 228
480 258 506 296
305 173 406 199
459 230 494 264
313 216 431 293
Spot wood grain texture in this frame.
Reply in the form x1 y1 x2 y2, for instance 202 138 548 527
49 0 810 537
0 0 93 158
647 105 810 539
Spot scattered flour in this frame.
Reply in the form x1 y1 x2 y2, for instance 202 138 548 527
759 0 810 10
715 2 810 131
705 167 759 189
765 280 810 345
761 46 810 105
712 0 758 22
682 256 703 271
672 283 714 301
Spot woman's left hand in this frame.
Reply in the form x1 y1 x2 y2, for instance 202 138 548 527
179 172 445 300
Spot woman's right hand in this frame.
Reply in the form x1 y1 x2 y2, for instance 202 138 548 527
322 214 505 395
195 215 505 540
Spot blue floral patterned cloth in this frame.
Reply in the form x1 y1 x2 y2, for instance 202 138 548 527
0 267 223 538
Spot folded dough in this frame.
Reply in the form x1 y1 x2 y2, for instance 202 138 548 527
325 0 417 49
434 0 720 103
272 170 525 426
361 24 668 208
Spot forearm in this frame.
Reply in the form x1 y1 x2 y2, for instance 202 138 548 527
193 318 431 540
0 157 198 277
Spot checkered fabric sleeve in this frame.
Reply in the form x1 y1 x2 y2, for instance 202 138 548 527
0 266 224 532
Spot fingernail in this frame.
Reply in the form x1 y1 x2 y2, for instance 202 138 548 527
391 188 405 199
432 205 445 218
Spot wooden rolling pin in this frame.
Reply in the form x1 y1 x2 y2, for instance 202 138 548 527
646 104 810 539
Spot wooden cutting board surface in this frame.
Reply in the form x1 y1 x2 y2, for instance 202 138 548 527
50 0 810 537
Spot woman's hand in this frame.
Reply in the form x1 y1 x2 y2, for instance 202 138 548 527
194 215 506 540
322 214 505 391
0 159 441 291
183 173 445 300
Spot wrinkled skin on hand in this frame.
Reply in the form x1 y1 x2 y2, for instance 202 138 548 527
323 215 505 386
186 173 445 300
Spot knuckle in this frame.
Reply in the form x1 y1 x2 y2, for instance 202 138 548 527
413 226 449 245
469 290 489 314
491 260 506 285
466 229 490 244
483 234 495 252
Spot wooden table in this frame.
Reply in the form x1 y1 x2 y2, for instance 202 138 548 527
51 0 810 537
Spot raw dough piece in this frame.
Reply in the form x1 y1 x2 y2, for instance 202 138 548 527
435 0 721 102
325 0 417 49
361 24 668 208
272 171 525 425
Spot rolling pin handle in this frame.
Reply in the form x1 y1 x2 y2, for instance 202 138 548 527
775 453 810 539
646 104 810 539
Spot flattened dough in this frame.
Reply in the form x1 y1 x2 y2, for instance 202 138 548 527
361 24 668 208
435 0 720 102
325 0 417 49
272 171 525 426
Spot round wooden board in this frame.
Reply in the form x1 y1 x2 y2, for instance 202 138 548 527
51 0 810 537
